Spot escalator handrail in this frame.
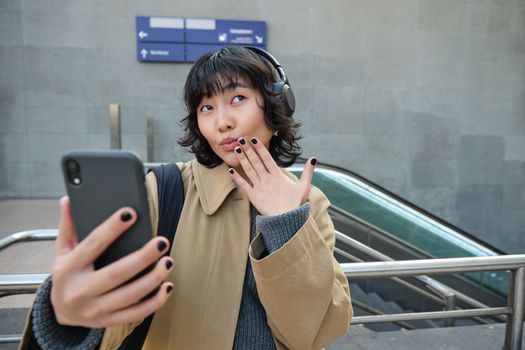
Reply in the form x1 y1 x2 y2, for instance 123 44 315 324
294 157 506 255
329 204 431 259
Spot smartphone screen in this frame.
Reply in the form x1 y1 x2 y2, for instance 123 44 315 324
62 150 152 270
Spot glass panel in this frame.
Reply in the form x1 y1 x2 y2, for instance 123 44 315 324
290 167 509 296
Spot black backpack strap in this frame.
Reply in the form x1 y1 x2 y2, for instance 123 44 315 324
147 163 185 248
118 163 185 350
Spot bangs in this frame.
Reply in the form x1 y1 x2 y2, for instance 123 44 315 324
200 72 250 99
184 47 270 112
189 59 254 104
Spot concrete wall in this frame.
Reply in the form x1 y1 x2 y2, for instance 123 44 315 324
1 0 524 253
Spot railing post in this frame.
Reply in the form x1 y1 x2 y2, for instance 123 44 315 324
443 293 456 327
146 114 154 162
504 270 516 349
509 267 525 350
109 103 121 149
421 275 457 327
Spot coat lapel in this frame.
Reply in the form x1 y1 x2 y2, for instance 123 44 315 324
192 160 240 215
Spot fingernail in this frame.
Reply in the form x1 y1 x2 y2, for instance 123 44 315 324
165 260 173 270
157 240 167 252
310 158 317 166
166 285 173 294
121 211 132 222
235 147 242 154
251 138 258 144
238 138 246 145
228 168 234 174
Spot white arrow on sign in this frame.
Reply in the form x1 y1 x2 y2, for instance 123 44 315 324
140 49 148 59
138 31 149 39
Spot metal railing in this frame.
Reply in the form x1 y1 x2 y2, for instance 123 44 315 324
342 255 525 350
1 230 523 349
335 229 504 324
0 229 58 251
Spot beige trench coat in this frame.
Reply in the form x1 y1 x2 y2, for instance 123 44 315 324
20 159 352 350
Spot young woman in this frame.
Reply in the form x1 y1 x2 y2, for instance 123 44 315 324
21 46 352 349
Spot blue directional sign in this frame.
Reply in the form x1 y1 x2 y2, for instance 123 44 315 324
137 43 184 62
186 44 265 62
136 16 267 63
136 16 184 43
186 44 225 63
186 18 266 46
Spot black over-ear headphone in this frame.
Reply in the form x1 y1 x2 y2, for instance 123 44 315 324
244 46 296 117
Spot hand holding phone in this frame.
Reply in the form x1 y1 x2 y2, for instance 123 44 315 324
50 198 174 327
51 198 174 328
62 150 152 269
50 150 174 328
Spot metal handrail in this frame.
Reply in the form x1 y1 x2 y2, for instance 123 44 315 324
341 255 525 277
0 335 21 344
336 230 456 295
335 229 504 323
0 229 462 317
0 273 49 293
335 246 489 327
0 229 58 251
0 229 497 306
0 228 477 310
0 260 522 347
351 299 416 330
1 231 521 348
334 246 446 306
342 255 525 350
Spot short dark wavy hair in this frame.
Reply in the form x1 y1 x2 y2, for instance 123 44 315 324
178 46 302 168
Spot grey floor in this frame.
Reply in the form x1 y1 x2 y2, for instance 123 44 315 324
328 323 522 350
0 199 59 350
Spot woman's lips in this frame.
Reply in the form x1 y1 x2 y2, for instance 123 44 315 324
221 140 238 152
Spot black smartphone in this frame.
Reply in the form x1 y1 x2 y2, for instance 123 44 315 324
61 150 152 270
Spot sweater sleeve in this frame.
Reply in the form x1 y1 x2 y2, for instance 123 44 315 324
255 203 310 254
31 276 104 350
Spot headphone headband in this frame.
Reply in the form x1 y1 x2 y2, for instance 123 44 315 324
244 46 295 117
244 46 289 85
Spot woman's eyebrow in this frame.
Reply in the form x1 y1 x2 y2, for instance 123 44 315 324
221 82 250 91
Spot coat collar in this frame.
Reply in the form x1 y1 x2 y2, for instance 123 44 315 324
191 159 242 215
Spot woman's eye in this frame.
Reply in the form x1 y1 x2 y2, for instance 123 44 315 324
232 95 245 103
200 105 213 112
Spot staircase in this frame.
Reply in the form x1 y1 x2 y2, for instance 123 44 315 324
350 283 439 332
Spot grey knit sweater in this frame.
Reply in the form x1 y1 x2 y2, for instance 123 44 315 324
32 203 310 349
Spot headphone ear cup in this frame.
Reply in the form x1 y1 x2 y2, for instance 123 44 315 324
272 81 295 117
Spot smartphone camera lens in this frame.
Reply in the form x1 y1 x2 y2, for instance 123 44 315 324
66 159 80 174
65 159 82 185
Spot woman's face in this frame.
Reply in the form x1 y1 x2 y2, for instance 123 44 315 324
196 78 273 169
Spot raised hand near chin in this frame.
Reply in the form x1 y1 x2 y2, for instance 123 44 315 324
228 136 317 217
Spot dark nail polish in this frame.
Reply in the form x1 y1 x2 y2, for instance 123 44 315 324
165 260 173 270
229 168 234 174
310 158 317 166
166 285 173 294
157 240 167 252
121 211 132 222
239 138 246 145
251 138 258 144
235 147 242 154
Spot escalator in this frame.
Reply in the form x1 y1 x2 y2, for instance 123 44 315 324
290 159 508 331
